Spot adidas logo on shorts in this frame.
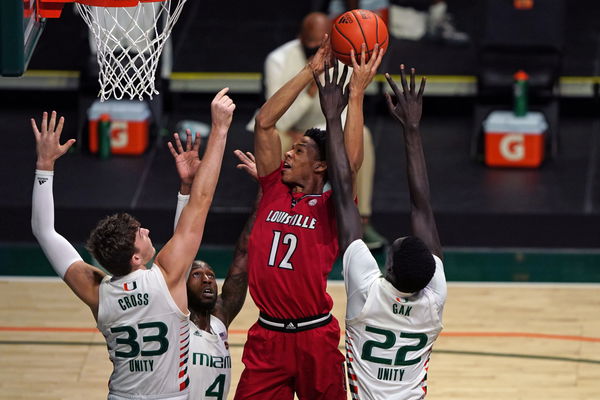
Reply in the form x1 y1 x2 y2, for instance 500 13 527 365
285 322 296 330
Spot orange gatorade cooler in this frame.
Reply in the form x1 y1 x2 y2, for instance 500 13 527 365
88 100 151 155
483 111 547 167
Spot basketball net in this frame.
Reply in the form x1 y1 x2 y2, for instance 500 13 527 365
76 0 186 101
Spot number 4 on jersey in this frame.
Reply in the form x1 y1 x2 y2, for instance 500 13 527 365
205 374 226 400
268 230 298 270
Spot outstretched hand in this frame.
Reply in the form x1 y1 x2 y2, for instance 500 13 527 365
349 43 385 96
168 130 201 187
234 150 258 181
31 111 75 171
211 87 236 132
307 34 333 76
314 60 349 121
385 65 426 129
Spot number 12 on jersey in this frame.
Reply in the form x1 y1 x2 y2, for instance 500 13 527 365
268 230 298 270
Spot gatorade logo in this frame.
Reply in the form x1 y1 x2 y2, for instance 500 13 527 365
111 121 129 148
499 134 525 161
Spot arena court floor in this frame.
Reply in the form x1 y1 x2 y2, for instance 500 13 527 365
1 277 599 400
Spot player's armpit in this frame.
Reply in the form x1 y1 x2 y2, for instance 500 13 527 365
62 260 105 320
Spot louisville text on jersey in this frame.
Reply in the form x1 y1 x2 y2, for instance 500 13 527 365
265 209 317 230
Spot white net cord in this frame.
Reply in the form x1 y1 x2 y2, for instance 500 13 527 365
77 0 186 101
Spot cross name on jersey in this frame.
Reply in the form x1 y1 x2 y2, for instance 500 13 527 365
118 293 149 311
265 210 317 230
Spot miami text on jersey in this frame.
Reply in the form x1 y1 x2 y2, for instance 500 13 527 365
192 352 232 369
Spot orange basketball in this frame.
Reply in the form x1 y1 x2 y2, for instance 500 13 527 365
331 9 389 66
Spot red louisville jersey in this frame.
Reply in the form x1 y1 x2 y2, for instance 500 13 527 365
248 165 339 319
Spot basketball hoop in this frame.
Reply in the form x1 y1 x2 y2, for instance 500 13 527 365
38 0 187 101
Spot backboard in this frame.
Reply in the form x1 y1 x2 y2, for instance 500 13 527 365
0 0 45 76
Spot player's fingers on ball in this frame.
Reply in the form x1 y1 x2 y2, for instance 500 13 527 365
350 49 358 69
366 44 376 69
373 45 384 71
320 33 329 48
360 43 367 65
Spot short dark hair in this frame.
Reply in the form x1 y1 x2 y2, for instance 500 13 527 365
304 128 326 161
86 213 140 277
390 236 435 293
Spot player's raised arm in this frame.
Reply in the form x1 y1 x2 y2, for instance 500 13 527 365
30 111 105 318
254 34 331 177
157 88 235 306
344 43 384 190
314 61 362 254
385 66 442 258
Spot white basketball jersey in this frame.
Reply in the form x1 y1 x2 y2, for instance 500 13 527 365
97 265 190 400
344 240 447 400
188 316 231 400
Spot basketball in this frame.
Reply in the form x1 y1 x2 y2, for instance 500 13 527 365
331 9 389 66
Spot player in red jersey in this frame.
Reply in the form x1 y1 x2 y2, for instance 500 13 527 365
234 36 384 400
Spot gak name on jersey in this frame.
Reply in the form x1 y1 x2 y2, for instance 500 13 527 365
265 210 317 230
